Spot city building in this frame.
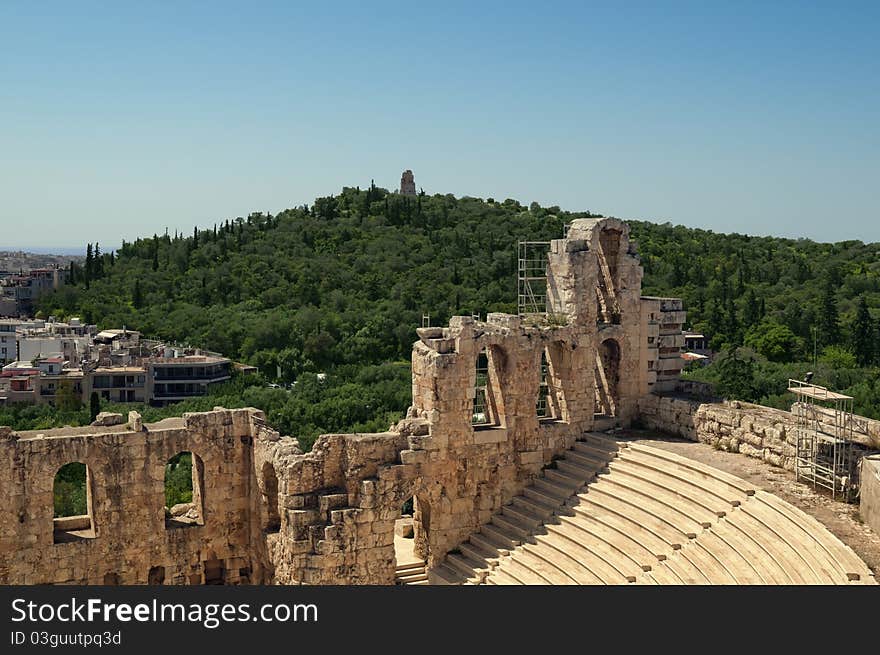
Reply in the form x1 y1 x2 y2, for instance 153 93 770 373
148 355 232 405
0 266 69 316
0 326 232 408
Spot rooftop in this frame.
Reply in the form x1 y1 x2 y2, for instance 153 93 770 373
149 355 230 365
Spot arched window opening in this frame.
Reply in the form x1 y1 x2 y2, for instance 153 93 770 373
472 349 491 426
472 347 504 428
398 497 415 538
597 228 623 324
261 461 280 533
164 451 205 529
595 339 621 418
53 462 95 543
536 349 561 420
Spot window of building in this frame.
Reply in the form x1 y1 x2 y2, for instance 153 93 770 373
53 462 95 543
472 348 492 426
164 452 205 529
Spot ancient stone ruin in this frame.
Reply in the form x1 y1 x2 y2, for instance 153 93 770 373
399 169 416 196
1 217 875 585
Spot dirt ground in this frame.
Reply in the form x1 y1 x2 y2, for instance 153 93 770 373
613 428 880 576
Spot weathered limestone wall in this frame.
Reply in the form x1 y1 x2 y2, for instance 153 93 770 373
638 394 880 472
860 456 880 537
638 394 799 469
259 429 412 585
0 409 277 585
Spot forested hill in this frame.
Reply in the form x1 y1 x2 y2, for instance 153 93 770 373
41 187 585 377
29 185 880 437
42 186 880 372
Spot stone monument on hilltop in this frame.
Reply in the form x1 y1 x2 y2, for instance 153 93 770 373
400 169 416 196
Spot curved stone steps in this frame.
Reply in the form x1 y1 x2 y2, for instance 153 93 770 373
625 442 757 497
656 548 713 584
573 486 689 549
572 441 622 461
754 491 873 582
485 568 523 585
721 511 813 584
737 499 843 583
669 536 739 584
540 521 637 583
640 563 682 585
595 472 710 536
567 501 671 561
617 447 749 508
691 529 764 584
559 511 657 571
704 520 780 584
602 458 729 523
523 536 606 584
430 435 874 585
513 547 579 585
502 554 554 584
579 432 626 453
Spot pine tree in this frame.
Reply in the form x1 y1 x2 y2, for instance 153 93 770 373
132 278 143 309
742 289 761 328
89 392 101 423
94 242 102 278
851 296 874 366
84 243 93 289
817 277 841 347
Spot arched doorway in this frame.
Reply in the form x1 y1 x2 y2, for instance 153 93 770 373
393 492 430 585
595 338 621 418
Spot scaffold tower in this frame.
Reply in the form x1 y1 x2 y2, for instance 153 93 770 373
788 379 856 501
517 241 551 315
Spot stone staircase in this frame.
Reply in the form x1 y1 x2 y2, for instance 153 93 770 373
395 560 428 585
429 433 876 585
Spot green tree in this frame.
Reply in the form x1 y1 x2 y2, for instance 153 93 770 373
55 381 82 413
816 277 841 347
132 278 143 309
851 297 874 366
743 320 801 363
53 462 87 517
819 345 857 370
84 243 93 289
164 452 194 507
713 348 757 402
89 392 101 423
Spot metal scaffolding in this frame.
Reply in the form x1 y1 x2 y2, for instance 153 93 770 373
517 241 551 315
788 379 856 501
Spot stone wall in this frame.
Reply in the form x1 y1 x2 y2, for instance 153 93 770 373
638 394 799 469
0 409 278 585
638 394 880 472
860 456 880 537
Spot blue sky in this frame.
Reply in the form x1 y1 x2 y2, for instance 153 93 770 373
1 1 878 250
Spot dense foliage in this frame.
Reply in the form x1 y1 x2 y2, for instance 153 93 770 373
164 452 194 508
53 462 87 517
24 185 880 432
